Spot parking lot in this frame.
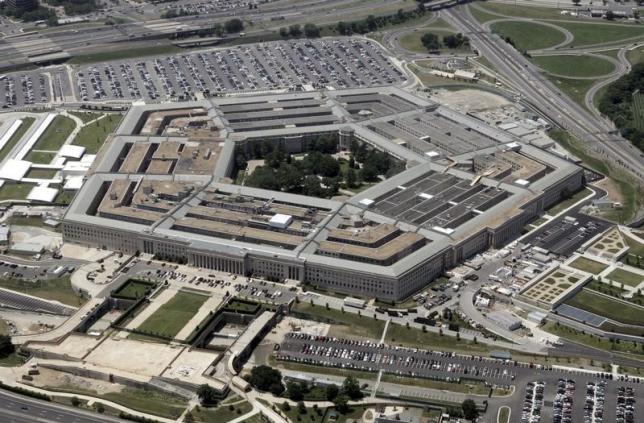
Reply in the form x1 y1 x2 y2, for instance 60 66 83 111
277 333 641 423
74 38 404 101
127 261 295 306
522 213 611 257
0 71 49 108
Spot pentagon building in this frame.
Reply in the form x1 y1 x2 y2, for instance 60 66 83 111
63 86 583 301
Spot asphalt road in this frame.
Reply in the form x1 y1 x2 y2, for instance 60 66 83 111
0 389 125 423
442 6 644 181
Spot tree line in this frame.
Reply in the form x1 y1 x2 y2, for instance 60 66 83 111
598 63 644 152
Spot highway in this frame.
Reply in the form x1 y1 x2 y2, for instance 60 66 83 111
442 6 644 181
0 0 412 69
0 389 125 423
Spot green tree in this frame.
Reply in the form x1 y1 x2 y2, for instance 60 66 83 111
0 335 14 358
346 168 357 188
342 376 363 400
289 24 302 36
421 32 440 51
225 18 244 33
287 381 305 401
249 366 284 395
304 23 320 38
462 399 478 421
197 384 219 406
333 393 350 413
326 384 339 401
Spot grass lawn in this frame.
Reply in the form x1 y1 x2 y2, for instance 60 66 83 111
498 406 511 423
555 21 644 47
25 168 57 179
23 151 55 164
192 401 253 422
0 117 35 162
0 277 85 307
68 45 184 64
0 353 24 367
626 46 644 66
548 129 641 223
532 55 614 77
136 290 208 339
114 279 155 299
566 289 644 326
0 319 8 335
624 233 644 257
471 2 571 21
292 301 385 340
34 115 76 151
380 374 495 395
545 76 597 111
490 21 566 51
545 187 592 215
54 190 75 205
72 114 121 154
68 111 104 123
398 29 470 54
607 269 643 288
0 183 34 201
6 216 47 228
99 388 187 419
543 321 644 357
385 322 489 354
568 257 609 275
272 356 377 383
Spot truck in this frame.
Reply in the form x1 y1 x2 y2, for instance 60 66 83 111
344 296 366 309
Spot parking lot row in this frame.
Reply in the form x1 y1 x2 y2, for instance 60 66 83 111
75 38 403 102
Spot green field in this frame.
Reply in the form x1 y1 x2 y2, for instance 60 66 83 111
384 322 488 354
25 169 57 179
607 268 643 287
0 353 24 367
470 3 572 22
633 92 644 131
292 301 385 340
532 55 615 78
34 115 76 151
0 117 35 162
113 279 155 299
192 401 253 422
490 21 566 51
566 289 644 326
548 129 641 223
68 45 184 65
498 406 510 423
7 216 48 228
0 183 34 201
627 46 644 66
49 385 188 420
69 111 104 123
624 233 644 257
398 29 470 54
0 277 85 306
555 21 644 47
569 257 608 275
546 76 597 111
546 187 592 215
136 290 208 339
23 151 55 164
72 114 121 154
543 321 644 357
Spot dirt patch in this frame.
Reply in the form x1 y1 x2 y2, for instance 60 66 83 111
33 368 123 396
593 178 624 204
431 88 510 111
